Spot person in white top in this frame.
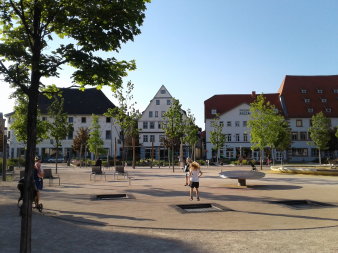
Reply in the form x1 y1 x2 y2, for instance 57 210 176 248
189 161 202 201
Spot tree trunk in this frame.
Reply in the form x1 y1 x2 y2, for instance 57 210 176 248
55 143 58 174
318 148 322 164
171 144 174 172
132 136 136 169
260 149 263 170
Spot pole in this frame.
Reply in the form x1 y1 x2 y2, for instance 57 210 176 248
2 135 7 181
114 138 117 167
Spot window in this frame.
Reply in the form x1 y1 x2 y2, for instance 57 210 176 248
243 121 247 127
296 120 302 127
143 135 148 142
211 109 217 115
291 148 308 157
235 134 240 142
227 121 231 127
67 129 73 140
311 148 319 157
300 89 308 94
239 109 250 115
300 132 307 141
149 111 153 118
219 121 224 127
161 89 166 94
155 111 159 118
317 89 323 94
159 135 165 142
235 121 240 127
156 99 160 105
291 132 298 141
243 133 248 142
106 117 111 123
42 117 47 121
150 135 155 142
161 111 165 117
321 98 327 103
167 100 171 105
143 122 148 129
81 117 86 123
150 122 155 129
333 89 338 94
8 131 11 139
304 98 310 103
158 122 162 129
68 117 73 123
325 108 332 113
106 130 111 140
225 134 231 142
308 108 314 113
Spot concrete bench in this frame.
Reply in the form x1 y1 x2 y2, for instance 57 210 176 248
219 170 265 186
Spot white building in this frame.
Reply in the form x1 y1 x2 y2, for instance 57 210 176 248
5 88 121 161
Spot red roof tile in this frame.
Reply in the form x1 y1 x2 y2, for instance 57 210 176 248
278 75 338 118
204 93 282 121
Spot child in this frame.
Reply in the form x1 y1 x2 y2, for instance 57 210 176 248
184 157 192 186
189 161 202 201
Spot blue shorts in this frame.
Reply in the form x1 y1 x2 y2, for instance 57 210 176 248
190 182 199 188
35 178 43 191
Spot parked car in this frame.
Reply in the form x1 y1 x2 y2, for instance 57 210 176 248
47 157 65 163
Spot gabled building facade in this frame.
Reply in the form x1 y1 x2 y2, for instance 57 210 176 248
205 75 338 162
5 88 121 161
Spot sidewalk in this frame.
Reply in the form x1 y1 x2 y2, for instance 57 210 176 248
1 164 338 253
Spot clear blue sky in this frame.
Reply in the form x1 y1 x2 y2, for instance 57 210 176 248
2 0 338 128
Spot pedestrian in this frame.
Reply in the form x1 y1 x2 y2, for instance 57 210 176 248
34 156 44 207
183 157 192 186
95 157 102 172
189 161 202 201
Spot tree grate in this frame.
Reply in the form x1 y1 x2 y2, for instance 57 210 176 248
93 194 133 200
175 203 232 213
269 200 336 209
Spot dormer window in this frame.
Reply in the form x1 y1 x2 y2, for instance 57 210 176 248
321 98 327 103
304 98 310 103
300 89 308 94
211 109 217 115
333 89 338 94
307 108 314 113
317 89 323 94
160 89 166 94
325 108 332 113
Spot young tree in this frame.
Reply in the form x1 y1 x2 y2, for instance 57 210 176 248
10 96 49 145
248 95 284 169
48 96 72 173
72 127 90 164
309 112 331 164
0 1 149 251
271 120 292 164
88 114 104 160
183 109 199 160
162 99 185 172
105 81 141 168
209 114 226 164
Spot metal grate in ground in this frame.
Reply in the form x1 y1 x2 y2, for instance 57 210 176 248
269 199 336 209
92 194 134 200
174 203 232 214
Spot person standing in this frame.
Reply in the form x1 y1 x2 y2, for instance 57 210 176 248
183 157 192 186
189 161 202 201
34 156 44 207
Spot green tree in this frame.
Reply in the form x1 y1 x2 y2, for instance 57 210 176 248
105 81 141 168
72 127 90 163
10 96 49 145
209 114 225 164
336 128 338 138
271 120 292 164
88 114 104 160
162 99 184 172
48 96 72 173
0 1 149 250
248 95 285 169
309 112 331 164
183 109 199 160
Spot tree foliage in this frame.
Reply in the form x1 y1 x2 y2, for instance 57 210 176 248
309 112 331 164
183 109 199 159
88 114 104 159
10 96 49 144
209 114 225 163
72 127 90 156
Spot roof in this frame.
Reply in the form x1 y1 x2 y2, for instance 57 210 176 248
38 88 116 115
278 75 338 118
204 92 282 120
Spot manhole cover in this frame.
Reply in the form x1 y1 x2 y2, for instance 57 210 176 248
269 200 336 209
93 194 133 200
175 203 232 213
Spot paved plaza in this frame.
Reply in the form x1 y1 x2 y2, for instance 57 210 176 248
1 164 338 253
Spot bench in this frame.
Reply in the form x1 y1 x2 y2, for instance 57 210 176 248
219 170 265 186
90 166 106 181
44 169 61 186
114 166 128 179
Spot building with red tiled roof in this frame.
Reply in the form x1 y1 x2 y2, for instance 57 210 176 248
204 75 338 162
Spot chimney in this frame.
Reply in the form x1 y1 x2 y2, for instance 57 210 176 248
251 91 256 97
